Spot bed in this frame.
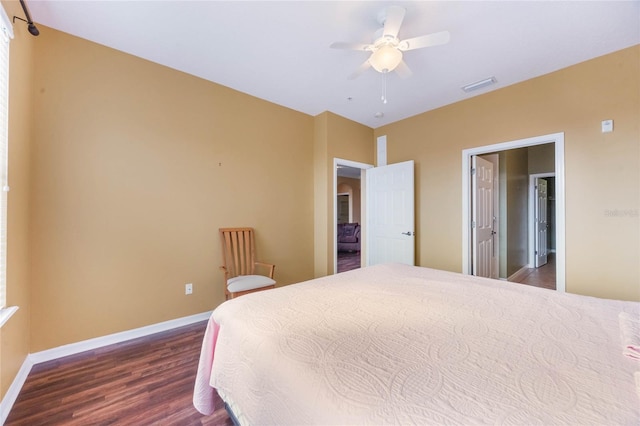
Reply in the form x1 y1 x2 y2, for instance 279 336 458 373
193 263 640 425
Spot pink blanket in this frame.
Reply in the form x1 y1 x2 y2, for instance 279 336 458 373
619 311 640 360
192 316 219 415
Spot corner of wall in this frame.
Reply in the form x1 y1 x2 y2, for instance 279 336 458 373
313 113 329 277
1 0 36 403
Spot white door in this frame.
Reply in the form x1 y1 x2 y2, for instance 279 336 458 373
534 178 548 267
366 160 415 266
472 156 495 278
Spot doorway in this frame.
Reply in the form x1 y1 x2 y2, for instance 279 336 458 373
334 158 372 274
529 173 556 267
462 133 565 292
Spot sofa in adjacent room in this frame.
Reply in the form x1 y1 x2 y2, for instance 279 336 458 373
337 222 361 252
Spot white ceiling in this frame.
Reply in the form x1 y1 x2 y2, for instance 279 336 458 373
24 1 640 128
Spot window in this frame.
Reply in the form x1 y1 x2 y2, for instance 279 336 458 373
0 5 13 316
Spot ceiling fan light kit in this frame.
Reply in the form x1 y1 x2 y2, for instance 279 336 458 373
369 44 403 73
331 5 450 104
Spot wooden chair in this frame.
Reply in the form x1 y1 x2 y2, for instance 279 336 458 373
219 227 276 300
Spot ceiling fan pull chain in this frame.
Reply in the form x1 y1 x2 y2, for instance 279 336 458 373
381 72 388 104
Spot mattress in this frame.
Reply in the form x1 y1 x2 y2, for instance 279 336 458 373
194 263 640 425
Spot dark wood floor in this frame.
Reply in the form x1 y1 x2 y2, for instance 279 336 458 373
337 250 361 273
6 321 233 426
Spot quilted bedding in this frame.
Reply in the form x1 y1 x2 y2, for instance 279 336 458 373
194 263 640 425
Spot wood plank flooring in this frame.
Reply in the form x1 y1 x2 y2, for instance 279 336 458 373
337 250 361 273
5 321 232 426
510 253 556 290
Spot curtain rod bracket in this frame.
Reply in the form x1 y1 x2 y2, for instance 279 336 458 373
14 0 39 36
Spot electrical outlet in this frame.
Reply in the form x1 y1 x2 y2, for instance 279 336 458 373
185 283 193 295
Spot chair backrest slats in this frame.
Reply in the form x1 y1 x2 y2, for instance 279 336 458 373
220 227 257 278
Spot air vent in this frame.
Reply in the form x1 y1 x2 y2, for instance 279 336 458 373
462 77 497 93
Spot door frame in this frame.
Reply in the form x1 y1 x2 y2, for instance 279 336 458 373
461 132 565 292
334 158 373 274
529 173 555 267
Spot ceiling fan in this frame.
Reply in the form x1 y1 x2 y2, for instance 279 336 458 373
330 5 450 80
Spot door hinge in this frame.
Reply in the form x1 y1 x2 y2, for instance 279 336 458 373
471 168 476 175
472 221 476 228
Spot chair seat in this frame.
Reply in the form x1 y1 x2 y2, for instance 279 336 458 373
227 275 276 293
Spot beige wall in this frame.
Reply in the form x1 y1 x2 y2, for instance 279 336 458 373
313 113 329 277
504 148 529 277
528 143 555 174
1 0 34 398
376 45 640 301
25 27 315 352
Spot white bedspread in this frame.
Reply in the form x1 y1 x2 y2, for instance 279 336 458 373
194 263 640 425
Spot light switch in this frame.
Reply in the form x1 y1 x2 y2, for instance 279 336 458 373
601 119 613 133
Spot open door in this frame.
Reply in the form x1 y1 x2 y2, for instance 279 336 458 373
534 178 548 267
365 160 415 266
471 156 495 278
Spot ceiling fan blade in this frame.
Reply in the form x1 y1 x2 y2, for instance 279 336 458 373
399 30 450 51
330 41 372 51
382 5 406 39
394 60 412 79
347 60 371 80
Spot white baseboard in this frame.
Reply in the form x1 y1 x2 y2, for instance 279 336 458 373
29 311 212 364
0 311 212 424
0 355 33 424
508 264 531 282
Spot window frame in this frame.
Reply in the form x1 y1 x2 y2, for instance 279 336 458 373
0 3 16 324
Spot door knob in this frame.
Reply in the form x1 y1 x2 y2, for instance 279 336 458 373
401 231 414 236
